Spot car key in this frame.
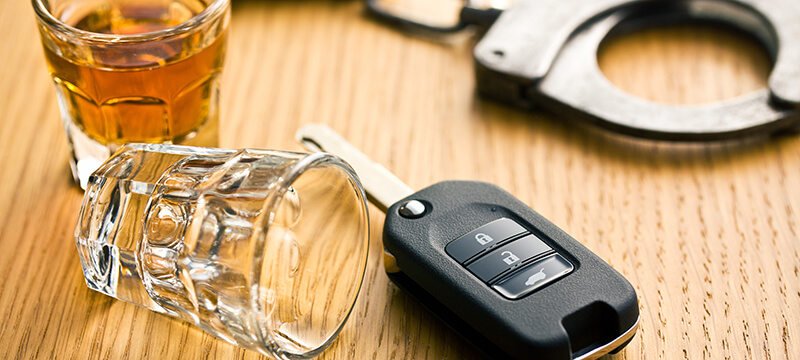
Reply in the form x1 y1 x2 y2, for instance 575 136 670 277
297 124 639 360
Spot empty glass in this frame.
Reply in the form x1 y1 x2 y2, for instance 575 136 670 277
74 143 369 359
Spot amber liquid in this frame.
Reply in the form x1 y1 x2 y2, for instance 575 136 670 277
42 0 225 145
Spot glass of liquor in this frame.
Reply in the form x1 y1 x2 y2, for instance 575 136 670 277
33 0 229 189
75 143 370 359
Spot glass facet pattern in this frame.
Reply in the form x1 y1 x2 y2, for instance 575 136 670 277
75 144 369 359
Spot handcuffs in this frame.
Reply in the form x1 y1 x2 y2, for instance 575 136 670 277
367 0 800 141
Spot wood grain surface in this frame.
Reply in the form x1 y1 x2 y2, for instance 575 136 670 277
1 0 799 359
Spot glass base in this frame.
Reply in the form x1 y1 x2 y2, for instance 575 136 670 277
65 119 113 189
64 114 219 190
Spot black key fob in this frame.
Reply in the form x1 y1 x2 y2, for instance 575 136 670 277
383 181 639 360
296 125 639 359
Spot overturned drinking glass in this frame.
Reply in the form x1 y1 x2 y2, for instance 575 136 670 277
75 143 369 359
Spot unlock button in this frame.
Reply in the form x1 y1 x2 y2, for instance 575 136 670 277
466 234 552 282
446 218 527 263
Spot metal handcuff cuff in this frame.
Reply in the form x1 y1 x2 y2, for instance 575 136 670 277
367 0 800 141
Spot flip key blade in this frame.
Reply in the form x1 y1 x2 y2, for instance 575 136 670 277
296 123 414 212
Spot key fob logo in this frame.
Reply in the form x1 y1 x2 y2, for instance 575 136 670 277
475 233 493 245
501 251 520 265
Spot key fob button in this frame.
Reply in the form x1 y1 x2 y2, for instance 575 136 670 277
492 254 574 299
446 218 527 263
466 234 552 282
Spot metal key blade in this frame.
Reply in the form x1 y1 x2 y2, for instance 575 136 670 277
296 123 414 212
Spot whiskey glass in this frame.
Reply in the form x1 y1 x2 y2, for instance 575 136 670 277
33 0 230 189
74 143 370 359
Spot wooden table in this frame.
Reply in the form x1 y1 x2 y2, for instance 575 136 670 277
1 0 798 358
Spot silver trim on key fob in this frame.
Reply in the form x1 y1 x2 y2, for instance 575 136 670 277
576 316 640 360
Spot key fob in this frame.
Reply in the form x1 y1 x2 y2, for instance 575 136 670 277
383 181 639 359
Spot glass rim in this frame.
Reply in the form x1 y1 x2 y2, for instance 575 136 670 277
32 0 230 44
251 151 369 356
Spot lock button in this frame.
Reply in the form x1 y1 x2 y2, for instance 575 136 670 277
466 234 552 283
445 218 527 263
476 233 494 245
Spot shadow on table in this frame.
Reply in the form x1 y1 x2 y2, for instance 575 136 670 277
473 97 799 171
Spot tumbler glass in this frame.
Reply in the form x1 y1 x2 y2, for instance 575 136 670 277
75 143 370 359
33 0 230 189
